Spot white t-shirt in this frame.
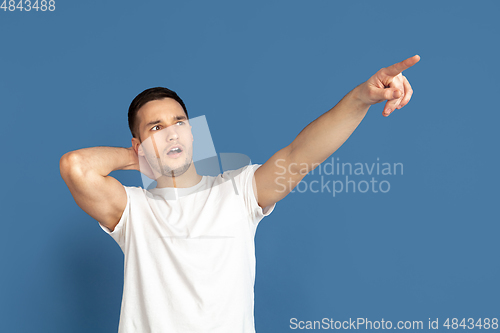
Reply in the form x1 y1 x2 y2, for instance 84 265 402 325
99 164 275 333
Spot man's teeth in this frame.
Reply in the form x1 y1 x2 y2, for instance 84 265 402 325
168 147 181 154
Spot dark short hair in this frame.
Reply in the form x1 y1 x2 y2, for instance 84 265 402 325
128 87 188 140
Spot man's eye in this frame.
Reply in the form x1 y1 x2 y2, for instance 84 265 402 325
176 121 185 125
151 125 161 131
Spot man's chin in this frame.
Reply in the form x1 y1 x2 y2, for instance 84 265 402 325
162 160 192 178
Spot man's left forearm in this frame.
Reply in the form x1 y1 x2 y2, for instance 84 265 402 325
287 84 370 174
254 55 418 207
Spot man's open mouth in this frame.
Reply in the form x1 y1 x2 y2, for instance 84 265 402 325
167 146 183 156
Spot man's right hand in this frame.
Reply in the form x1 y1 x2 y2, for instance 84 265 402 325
130 146 159 181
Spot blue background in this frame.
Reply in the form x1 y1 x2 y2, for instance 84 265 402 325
1 1 499 332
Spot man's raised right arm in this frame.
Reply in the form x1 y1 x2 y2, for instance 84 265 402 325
59 147 139 232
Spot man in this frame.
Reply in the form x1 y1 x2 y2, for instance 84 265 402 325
60 55 420 332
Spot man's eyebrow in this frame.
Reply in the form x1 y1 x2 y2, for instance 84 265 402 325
144 116 187 128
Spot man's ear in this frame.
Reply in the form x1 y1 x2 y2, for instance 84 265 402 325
132 137 145 157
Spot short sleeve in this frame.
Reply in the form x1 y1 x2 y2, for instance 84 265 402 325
97 185 130 250
239 164 276 222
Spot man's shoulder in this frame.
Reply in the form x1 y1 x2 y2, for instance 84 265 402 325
214 164 261 196
220 164 261 179
123 184 146 192
121 184 153 199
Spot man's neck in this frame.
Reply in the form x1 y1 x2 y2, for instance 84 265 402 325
155 164 203 189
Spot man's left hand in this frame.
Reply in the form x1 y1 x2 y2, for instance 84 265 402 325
356 54 420 117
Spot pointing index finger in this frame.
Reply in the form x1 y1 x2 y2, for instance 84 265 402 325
384 55 420 77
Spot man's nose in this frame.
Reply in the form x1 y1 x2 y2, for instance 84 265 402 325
165 125 179 141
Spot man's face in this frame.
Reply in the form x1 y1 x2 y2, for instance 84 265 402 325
134 98 193 178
